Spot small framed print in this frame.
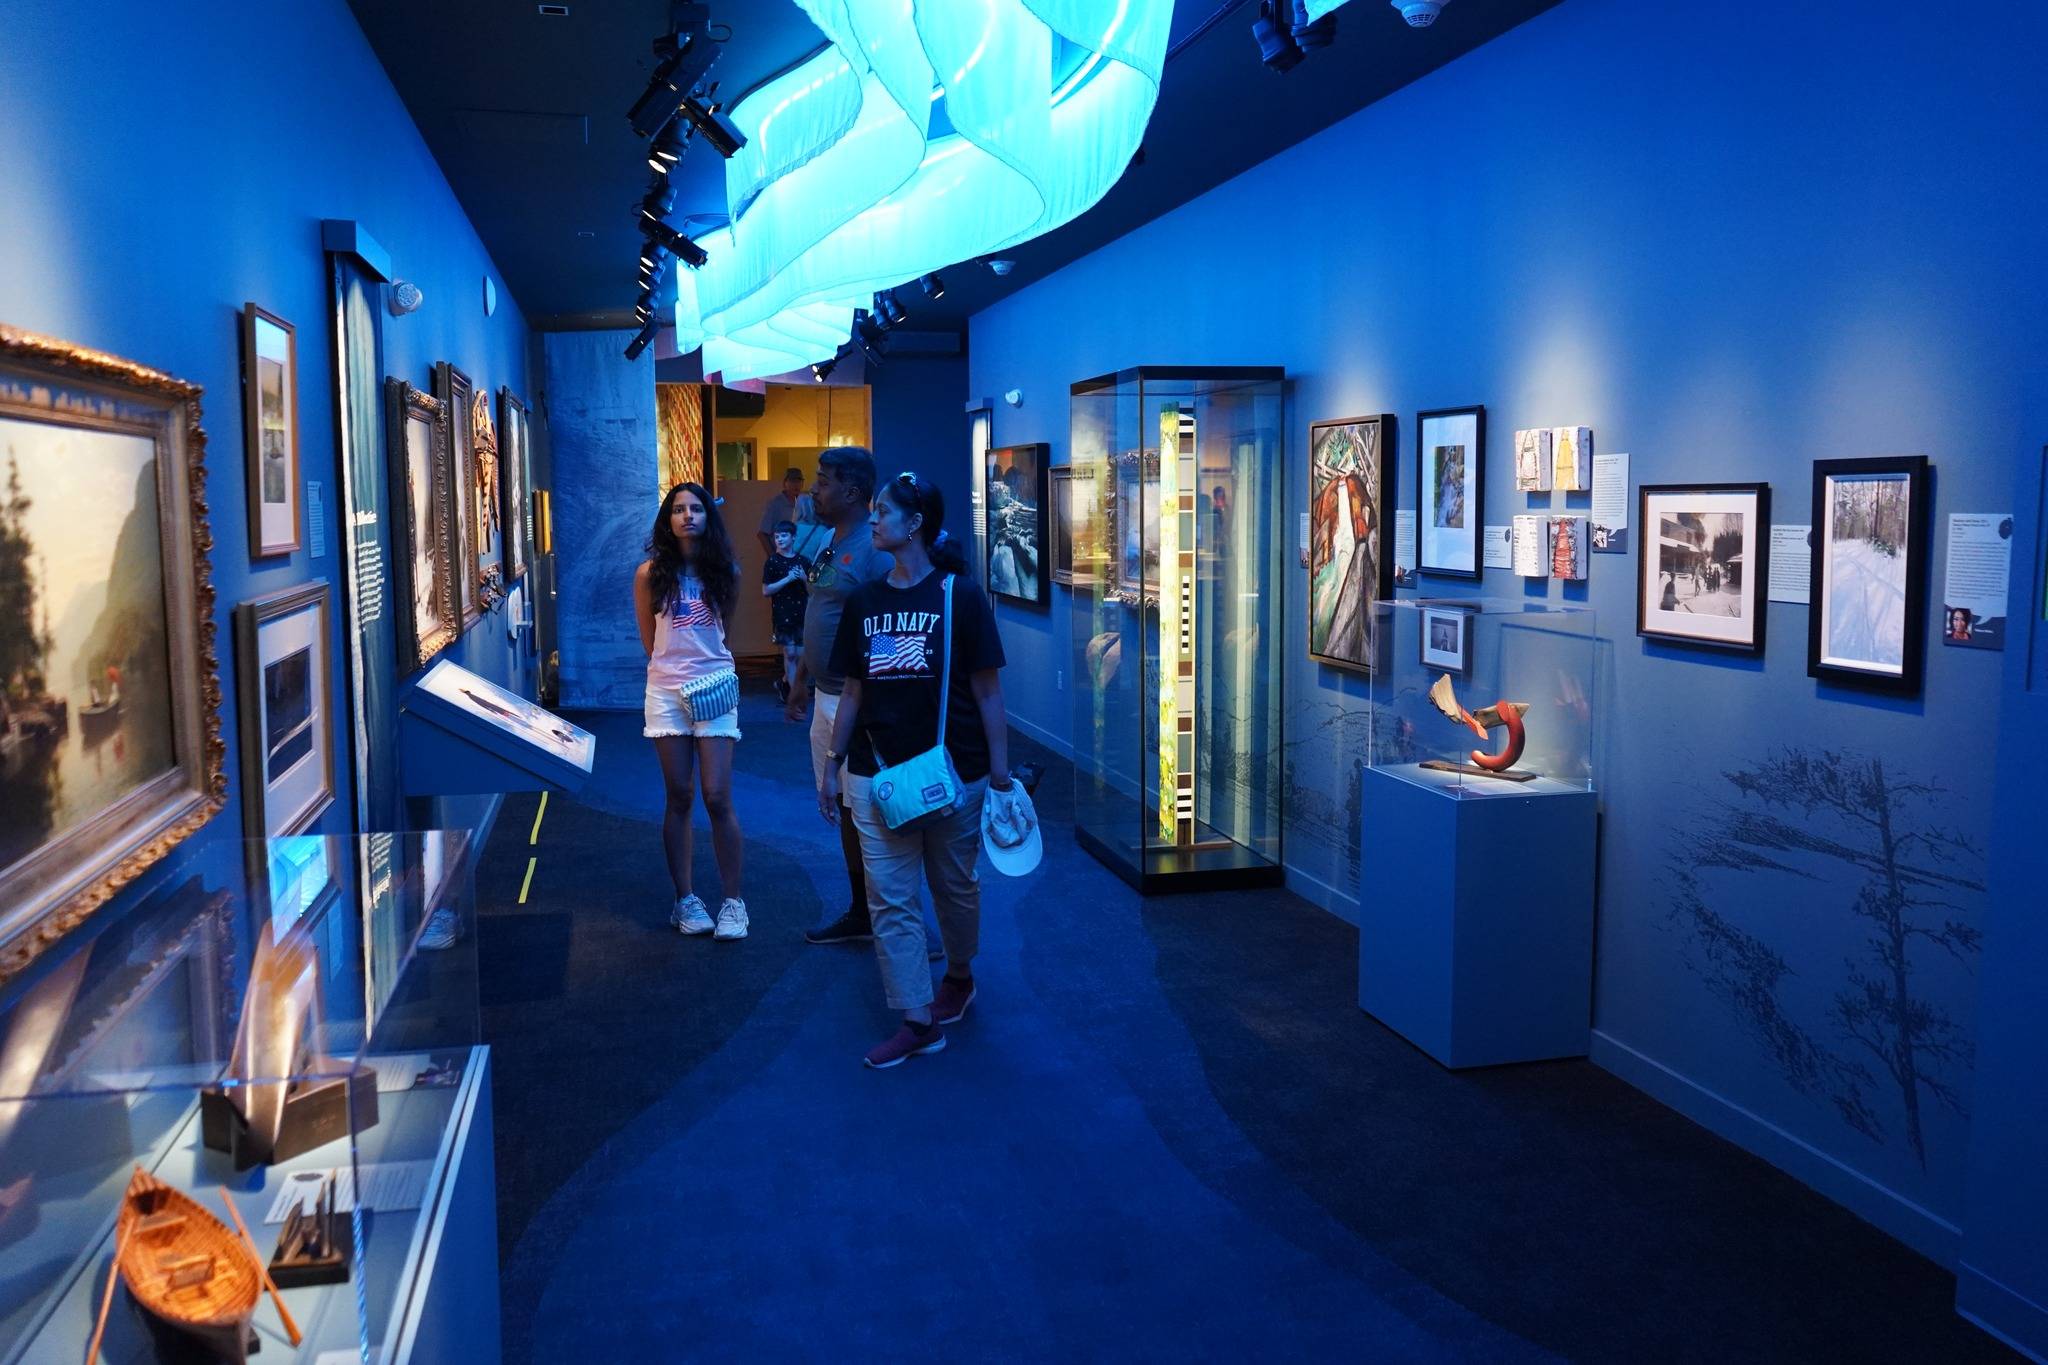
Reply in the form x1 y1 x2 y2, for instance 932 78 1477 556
1638 482 1770 652
1808 455 1930 693
1419 605 1472 673
241 304 301 556
1417 406 1485 578
234 581 335 851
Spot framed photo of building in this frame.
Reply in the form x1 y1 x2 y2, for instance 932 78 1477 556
0 327 227 983
499 388 532 582
1808 455 1929 693
385 378 459 673
1307 413 1394 674
433 362 482 627
985 441 1048 604
1417 406 1484 578
234 582 335 852
241 304 301 557
1638 482 1770 652
1419 604 1473 673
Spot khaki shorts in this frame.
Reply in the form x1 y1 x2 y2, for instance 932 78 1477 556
643 683 741 740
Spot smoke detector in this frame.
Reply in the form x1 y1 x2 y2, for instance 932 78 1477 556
1391 0 1448 26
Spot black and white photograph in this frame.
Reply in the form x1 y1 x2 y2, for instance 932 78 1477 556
1419 604 1472 673
234 581 335 849
985 441 1048 604
1638 483 1769 651
241 304 300 556
1809 456 1929 693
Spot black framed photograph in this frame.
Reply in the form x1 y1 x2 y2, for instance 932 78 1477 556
1638 482 1770 652
241 303 301 557
1050 466 1077 586
1419 604 1473 673
385 378 459 673
433 362 482 626
1808 455 1930 693
499 387 532 582
234 582 335 850
985 441 1048 604
1416 405 1484 578
1307 414 1395 674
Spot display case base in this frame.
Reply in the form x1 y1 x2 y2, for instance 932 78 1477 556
1075 822 1284 895
1358 766 1596 1068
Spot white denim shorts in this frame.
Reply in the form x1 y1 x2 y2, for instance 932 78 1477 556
643 683 741 740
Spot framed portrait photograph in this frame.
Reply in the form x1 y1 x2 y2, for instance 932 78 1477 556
1419 604 1473 673
385 378 459 673
433 362 482 626
499 387 532 582
241 304 300 557
1808 455 1929 693
1638 482 1771 652
0 327 227 983
1307 414 1394 674
1417 406 1485 578
986 441 1048 604
234 581 335 854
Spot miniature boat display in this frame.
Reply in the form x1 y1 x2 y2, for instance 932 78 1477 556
109 1166 260 1363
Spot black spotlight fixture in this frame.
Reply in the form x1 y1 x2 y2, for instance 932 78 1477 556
638 240 668 271
627 8 719 138
638 250 670 287
624 318 660 361
852 309 888 363
811 353 838 383
676 90 747 159
1290 0 1337 50
918 272 945 299
643 218 708 268
647 120 690 175
1252 0 1304 71
640 182 677 221
874 289 907 327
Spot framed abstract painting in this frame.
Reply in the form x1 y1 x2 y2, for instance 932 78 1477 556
1307 413 1394 674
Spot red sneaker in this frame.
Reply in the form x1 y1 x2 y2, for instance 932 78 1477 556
863 1022 946 1070
931 975 976 1026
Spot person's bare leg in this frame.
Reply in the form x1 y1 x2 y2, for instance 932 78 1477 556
652 736 699 897
696 737 743 899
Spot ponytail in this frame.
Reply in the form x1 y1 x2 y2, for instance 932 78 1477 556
878 472 976 579
930 528 971 576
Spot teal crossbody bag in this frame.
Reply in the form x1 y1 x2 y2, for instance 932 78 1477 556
870 574 966 832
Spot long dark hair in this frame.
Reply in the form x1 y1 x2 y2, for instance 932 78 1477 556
645 481 737 621
877 472 972 576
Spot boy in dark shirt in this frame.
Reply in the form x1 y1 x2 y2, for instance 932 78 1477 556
760 520 808 703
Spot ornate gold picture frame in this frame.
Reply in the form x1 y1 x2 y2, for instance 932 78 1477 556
0 327 227 984
384 378 458 673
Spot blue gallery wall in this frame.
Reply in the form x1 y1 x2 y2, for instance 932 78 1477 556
0 1 534 909
872 354 972 545
968 0 2047 1273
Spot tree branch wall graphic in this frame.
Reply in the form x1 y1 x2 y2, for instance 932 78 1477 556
1666 747 1984 1167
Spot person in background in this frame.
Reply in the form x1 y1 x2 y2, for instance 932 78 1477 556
762 519 808 703
757 467 806 559
635 482 749 942
787 446 894 945
819 472 1021 1069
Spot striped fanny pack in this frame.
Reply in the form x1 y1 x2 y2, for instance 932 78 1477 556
679 668 739 721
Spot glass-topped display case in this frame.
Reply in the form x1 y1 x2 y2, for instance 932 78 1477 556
0 832 482 1365
1367 598 1599 798
1068 367 1286 892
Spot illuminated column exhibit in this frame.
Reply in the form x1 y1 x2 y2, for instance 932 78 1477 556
1158 402 1197 846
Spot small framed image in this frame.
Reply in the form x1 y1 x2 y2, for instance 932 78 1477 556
433 362 482 626
1638 482 1770 652
499 388 532 581
385 378 459 672
986 441 1049 604
1308 414 1395 674
1418 604 1472 673
1417 406 1485 578
234 582 335 853
1808 455 1930 693
241 304 301 556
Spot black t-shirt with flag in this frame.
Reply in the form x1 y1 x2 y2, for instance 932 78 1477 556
828 570 1006 781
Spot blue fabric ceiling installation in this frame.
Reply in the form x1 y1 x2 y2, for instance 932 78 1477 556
674 0 1172 382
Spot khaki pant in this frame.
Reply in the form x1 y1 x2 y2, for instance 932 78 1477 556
845 774 986 1010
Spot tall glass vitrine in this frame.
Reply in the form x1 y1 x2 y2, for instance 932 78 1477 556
1068 367 1286 892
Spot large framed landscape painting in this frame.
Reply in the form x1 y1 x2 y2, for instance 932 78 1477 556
1808 455 1929 694
1637 482 1770 652
0 327 225 982
1307 413 1394 674
385 378 458 674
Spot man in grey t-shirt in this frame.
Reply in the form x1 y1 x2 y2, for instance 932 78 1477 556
788 446 892 943
756 468 806 559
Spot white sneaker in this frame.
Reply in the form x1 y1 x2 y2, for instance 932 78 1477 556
418 907 459 951
713 898 749 941
671 894 714 935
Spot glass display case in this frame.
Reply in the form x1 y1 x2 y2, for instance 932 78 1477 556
1366 598 1599 798
1068 367 1286 891
0 832 483 1365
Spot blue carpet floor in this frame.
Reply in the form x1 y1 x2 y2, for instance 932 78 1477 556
476 686 2012 1364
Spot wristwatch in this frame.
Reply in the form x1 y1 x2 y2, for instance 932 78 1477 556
827 749 847 765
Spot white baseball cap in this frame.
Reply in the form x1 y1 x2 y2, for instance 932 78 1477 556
981 781 1042 876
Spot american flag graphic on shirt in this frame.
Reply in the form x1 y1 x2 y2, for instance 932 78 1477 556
670 590 717 627
868 632 932 676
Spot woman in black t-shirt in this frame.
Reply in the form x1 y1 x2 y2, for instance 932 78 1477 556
823 473 1018 1069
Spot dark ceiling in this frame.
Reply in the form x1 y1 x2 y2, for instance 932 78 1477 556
346 0 1562 337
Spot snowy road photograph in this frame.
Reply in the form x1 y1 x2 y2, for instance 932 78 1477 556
1811 459 1928 691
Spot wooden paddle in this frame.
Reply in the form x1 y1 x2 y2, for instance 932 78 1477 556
216 1188 303 1347
83 1216 132 1364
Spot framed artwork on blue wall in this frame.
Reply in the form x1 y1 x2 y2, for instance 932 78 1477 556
234 581 335 860
1807 455 1929 694
385 378 459 674
433 362 482 627
1416 406 1484 578
241 303 301 557
985 442 1048 604
1308 413 1394 673
1637 482 1770 652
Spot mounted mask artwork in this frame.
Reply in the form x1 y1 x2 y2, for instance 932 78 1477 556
1424 673 1534 781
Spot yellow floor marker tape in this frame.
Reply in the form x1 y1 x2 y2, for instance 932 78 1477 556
518 855 537 905
530 790 549 845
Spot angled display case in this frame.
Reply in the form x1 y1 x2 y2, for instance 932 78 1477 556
1360 599 1600 1068
0 832 495 1365
1068 367 1285 892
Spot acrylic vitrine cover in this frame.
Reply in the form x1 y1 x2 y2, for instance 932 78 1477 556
0 832 483 1364
411 656 595 785
1368 598 1598 799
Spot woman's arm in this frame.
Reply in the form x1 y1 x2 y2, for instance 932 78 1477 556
969 669 1010 789
633 562 656 657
